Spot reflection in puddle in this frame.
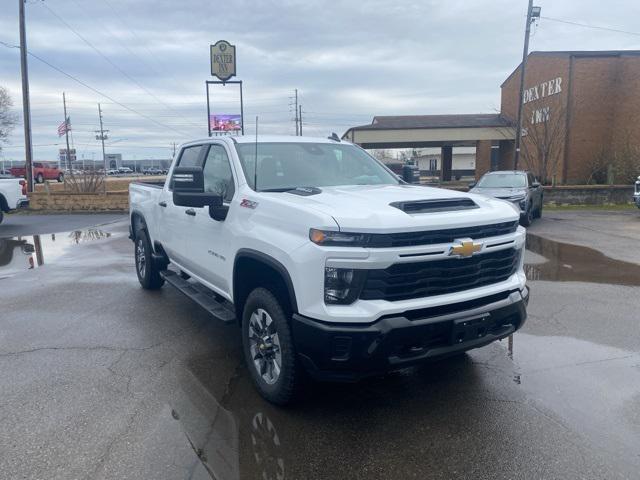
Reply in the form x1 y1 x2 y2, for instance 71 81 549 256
0 228 112 278
525 233 640 285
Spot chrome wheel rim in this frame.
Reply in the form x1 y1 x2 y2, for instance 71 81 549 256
136 239 146 278
249 308 282 385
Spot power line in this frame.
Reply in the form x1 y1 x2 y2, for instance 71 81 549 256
0 40 194 137
41 2 203 130
540 16 640 37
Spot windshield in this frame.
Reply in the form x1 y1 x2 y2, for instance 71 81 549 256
476 173 526 188
234 142 399 191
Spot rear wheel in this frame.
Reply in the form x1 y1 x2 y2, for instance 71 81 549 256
134 229 164 289
242 288 301 405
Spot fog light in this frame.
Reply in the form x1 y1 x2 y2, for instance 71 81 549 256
324 267 366 305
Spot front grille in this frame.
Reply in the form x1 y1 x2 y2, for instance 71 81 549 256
360 248 519 301
365 221 518 248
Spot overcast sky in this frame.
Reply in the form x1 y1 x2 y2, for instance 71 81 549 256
1 0 639 162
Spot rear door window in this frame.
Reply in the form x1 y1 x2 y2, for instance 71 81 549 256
170 145 204 190
176 145 204 168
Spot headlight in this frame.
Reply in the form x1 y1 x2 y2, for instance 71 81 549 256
310 228 369 247
324 267 366 304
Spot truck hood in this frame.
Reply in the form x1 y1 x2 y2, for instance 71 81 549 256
276 184 519 232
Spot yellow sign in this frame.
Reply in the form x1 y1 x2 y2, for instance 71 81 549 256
449 240 483 258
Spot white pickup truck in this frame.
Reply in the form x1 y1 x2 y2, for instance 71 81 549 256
0 177 28 224
129 135 529 404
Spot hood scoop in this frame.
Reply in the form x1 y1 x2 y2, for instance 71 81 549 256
390 198 479 214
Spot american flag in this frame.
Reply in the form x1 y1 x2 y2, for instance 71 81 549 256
57 117 71 137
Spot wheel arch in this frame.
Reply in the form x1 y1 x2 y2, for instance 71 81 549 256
233 249 299 323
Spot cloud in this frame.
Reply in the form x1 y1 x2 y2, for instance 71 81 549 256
1 0 639 161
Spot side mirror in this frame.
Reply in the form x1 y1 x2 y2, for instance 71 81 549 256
468 181 476 190
172 166 222 208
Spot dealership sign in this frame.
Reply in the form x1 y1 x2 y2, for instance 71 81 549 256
210 40 236 82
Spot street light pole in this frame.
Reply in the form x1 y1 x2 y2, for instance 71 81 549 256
513 0 540 170
18 0 34 192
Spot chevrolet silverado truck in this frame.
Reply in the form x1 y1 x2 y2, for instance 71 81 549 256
0 177 28 224
129 136 529 404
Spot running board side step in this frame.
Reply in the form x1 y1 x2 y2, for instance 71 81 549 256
160 270 236 324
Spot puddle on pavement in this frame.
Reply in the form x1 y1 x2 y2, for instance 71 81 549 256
159 330 640 480
525 233 640 285
0 228 112 279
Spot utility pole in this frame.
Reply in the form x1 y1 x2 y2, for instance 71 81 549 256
290 89 299 136
62 92 71 173
513 0 541 169
299 104 303 136
19 0 34 192
294 89 299 136
95 103 109 192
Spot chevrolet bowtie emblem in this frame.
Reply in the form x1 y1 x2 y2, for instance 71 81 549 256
449 239 483 258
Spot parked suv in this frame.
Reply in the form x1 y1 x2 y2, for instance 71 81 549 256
469 170 543 226
129 136 529 404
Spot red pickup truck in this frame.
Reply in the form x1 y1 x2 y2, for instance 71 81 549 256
10 162 64 183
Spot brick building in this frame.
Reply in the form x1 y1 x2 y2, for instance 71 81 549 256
500 50 640 184
344 50 640 184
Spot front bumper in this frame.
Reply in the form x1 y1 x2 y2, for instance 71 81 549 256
292 286 529 382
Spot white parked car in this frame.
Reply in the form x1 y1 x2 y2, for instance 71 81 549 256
129 135 529 404
0 177 28 224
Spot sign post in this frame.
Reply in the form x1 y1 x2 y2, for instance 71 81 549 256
207 40 243 136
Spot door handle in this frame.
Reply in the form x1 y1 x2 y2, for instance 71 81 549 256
158 201 167 207
185 208 196 216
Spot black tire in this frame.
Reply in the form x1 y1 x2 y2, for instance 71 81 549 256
57 173 64 183
534 202 543 219
242 288 301 405
36 173 44 184
520 207 533 227
134 229 164 289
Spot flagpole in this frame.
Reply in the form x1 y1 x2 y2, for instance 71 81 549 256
62 92 71 174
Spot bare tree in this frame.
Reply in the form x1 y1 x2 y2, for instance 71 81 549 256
0 87 17 154
520 96 567 184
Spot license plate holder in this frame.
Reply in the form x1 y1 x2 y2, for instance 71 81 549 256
450 314 491 345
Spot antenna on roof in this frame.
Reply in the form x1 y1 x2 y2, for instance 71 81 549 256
328 132 341 142
253 116 259 191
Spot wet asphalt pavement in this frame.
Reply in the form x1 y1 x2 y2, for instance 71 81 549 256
0 211 639 479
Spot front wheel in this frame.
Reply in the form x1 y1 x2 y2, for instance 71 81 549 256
242 288 301 405
134 229 164 289
520 207 533 227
